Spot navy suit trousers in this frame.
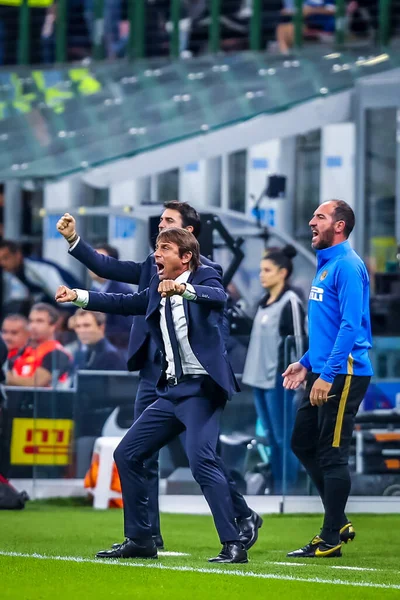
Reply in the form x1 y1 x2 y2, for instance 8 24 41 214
114 378 240 543
133 371 250 536
133 376 161 537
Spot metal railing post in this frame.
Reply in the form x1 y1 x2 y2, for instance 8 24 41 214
209 0 221 53
294 0 303 50
250 0 262 51
379 0 392 48
128 0 145 60
93 0 105 60
335 0 346 46
56 0 67 63
170 0 180 58
18 0 30 65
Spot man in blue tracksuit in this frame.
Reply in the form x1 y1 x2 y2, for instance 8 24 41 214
283 200 372 558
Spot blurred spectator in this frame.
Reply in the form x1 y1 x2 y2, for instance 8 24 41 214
0 4 19 65
0 240 84 313
165 0 207 55
188 0 251 54
1 314 29 365
6 303 72 388
104 0 167 59
71 309 127 371
277 0 335 54
346 1 372 39
41 0 92 63
103 0 127 59
88 243 133 349
242 245 306 494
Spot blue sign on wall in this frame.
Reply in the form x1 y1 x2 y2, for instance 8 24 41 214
185 162 199 172
251 207 276 227
326 156 342 167
45 215 63 240
114 217 136 239
252 158 269 170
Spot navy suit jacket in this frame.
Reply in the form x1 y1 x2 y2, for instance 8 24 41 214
84 266 240 400
70 238 224 372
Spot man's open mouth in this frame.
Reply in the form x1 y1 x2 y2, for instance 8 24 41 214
156 261 165 275
311 229 318 238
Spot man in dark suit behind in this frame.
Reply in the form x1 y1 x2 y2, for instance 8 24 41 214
72 309 127 372
57 201 261 550
88 243 133 350
56 228 248 563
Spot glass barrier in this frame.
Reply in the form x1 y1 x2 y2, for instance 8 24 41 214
4 333 400 507
0 48 399 180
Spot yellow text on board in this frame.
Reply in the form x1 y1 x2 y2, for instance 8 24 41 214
11 418 74 466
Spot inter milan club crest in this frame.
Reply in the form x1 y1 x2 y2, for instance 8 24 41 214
320 270 328 281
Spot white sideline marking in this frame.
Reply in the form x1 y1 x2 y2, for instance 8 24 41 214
268 561 379 572
159 552 190 557
0 551 399 590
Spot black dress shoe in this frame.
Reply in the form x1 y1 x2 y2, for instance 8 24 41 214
152 535 165 550
96 538 158 559
208 542 248 564
237 509 263 550
112 534 164 551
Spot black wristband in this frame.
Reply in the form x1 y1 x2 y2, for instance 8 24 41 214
67 233 78 244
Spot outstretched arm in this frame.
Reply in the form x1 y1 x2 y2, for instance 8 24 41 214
57 213 147 284
55 285 149 316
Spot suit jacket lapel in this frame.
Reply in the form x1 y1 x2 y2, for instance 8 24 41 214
184 270 197 334
147 286 161 318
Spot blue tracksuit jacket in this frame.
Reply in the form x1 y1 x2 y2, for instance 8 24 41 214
299 240 373 383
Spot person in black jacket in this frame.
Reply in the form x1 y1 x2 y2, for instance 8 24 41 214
72 309 127 372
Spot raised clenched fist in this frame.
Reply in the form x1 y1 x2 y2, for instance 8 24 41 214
55 285 78 303
157 280 186 299
57 213 76 241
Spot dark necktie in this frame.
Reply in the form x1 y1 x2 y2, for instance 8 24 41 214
164 297 183 380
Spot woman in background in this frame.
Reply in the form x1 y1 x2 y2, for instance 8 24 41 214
243 245 306 494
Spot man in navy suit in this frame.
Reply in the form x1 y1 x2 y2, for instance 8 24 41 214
56 201 261 550
56 228 248 563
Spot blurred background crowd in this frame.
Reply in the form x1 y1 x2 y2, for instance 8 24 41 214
0 0 378 66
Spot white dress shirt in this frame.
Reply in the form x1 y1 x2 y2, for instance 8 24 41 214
68 236 81 252
72 269 207 378
159 270 206 378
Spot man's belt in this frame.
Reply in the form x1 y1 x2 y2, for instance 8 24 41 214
166 374 205 387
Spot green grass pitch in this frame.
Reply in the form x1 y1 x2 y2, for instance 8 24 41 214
1 502 400 599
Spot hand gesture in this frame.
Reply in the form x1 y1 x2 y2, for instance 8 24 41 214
57 213 76 240
158 280 185 299
55 285 77 303
282 362 307 390
309 377 332 407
